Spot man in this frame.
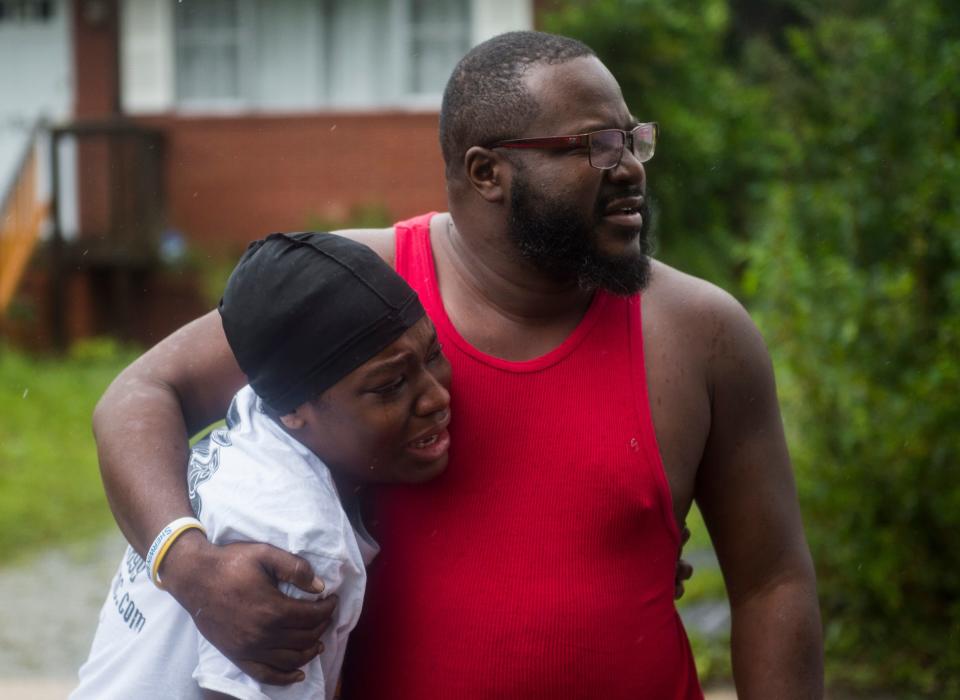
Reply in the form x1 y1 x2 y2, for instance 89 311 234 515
93 31 823 699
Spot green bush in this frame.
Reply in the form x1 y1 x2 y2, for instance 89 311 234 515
305 201 394 235
742 2 960 694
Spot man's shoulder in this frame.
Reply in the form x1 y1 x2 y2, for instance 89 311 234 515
645 259 751 329
329 211 441 269
329 227 397 267
643 259 770 381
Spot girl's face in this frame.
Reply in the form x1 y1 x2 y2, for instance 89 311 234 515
284 316 452 484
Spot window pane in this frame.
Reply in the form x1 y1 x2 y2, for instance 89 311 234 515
325 0 394 106
177 45 241 101
253 0 323 108
0 0 56 23
174 0 243 103
176 0 239 32
409 0 470 95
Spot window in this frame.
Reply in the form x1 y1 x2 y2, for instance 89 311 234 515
171 0 472 110
409 0 471 96
123 0 530 113
0 0 55 23
174 0 251 105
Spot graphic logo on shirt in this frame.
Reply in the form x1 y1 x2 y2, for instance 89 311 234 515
187 428 230 516
225 396 242 430
111 571 147 633
124 545 147 583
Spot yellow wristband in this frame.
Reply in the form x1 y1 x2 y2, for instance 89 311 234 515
145 517 206 589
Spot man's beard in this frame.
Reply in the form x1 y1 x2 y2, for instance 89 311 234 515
507 173 653 296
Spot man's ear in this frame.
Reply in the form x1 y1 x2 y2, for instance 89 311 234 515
463 146 507 203
279 410 306 431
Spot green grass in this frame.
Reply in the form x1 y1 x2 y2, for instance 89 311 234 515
0 339 139 564
679 505 726 602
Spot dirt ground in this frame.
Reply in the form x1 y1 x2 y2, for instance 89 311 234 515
0 531 123 696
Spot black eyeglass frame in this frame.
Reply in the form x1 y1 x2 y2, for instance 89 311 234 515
487 122 659 170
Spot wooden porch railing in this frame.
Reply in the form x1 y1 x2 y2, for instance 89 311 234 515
0 129 49 316
46 120 165 348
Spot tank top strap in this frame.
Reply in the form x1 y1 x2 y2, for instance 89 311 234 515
393 212 442 318
393 212 436 277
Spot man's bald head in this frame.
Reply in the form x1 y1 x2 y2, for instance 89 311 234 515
439 31 595 179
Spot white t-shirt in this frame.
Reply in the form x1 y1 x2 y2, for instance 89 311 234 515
71 385 379 700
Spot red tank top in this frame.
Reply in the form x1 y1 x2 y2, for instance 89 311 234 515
344 213 702 699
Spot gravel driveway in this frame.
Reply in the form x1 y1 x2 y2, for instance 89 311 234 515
0 531 125 697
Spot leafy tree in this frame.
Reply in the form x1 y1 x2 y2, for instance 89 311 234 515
742 1 960 694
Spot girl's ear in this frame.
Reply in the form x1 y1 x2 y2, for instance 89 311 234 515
279 410 305 430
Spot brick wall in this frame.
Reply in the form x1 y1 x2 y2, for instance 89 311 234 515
135 112 449 248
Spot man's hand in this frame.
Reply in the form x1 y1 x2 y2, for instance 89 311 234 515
161 530 336 685
675 525 694 600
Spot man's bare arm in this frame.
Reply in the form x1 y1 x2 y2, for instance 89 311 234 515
93 310 333 684
94 311 242 552
695 292 824 699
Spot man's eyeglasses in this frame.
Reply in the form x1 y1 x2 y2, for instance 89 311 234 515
488 122 658 170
